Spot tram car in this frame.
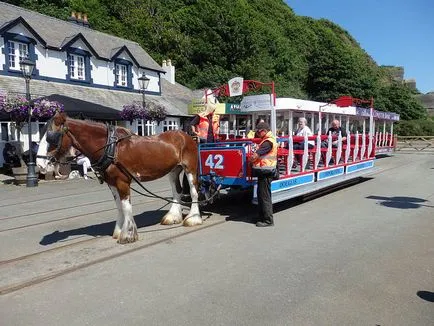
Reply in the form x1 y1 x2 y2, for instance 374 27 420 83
198 96 400 205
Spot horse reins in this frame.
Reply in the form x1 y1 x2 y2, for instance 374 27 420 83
45 120 220 205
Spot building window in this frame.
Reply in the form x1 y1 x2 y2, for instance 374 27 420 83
1 123 9 141
7 41 29 71
162 119 178 132
69 54 85 80
115 64 127 87
137 119 156 136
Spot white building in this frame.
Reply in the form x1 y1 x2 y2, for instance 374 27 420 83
0 3 196 167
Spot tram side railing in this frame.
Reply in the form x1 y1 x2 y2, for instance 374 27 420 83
276 133 375 176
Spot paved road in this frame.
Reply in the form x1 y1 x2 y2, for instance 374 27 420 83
0 154 433 325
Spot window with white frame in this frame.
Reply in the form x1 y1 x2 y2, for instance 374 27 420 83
162 119 179 132
69 54 85 80
137 119 156 136
8 41 29 70
115 64 127 86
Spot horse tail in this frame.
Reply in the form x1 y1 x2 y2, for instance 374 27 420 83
179 131 199 188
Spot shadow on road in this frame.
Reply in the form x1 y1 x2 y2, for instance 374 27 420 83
366 195 433 209
417 290 434 302
39 208 168 245
204 177 374 225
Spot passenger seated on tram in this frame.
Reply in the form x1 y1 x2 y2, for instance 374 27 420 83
190 103 219 143
293 118 314 150
321 119 347 148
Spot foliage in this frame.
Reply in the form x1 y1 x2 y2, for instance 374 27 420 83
145 102 168 123
119 102 146 122
32 99 65 119
394 119 434 136
7 0 429 121
0 95 63 127
120 101 168 123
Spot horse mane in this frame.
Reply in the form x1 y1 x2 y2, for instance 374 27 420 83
67 117 133 136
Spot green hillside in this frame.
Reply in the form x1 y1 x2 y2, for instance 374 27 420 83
7 0 426 120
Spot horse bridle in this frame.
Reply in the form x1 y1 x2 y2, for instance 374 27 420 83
38 118 82 163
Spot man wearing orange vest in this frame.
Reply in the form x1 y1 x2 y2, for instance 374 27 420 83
190 103 219 143
250 122 278 227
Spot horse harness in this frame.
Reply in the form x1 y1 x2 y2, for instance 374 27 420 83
44 120 220 204
45 121 131 184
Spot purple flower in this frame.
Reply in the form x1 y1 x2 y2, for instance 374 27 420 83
0 96 63 124
120 102 146 121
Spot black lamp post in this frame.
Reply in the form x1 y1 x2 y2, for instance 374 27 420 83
138 74 150 110
20 58 38 187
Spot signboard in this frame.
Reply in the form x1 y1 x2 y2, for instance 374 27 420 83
188 99 225 115
228 77 244 97
240 94 274 112
225 103 243 115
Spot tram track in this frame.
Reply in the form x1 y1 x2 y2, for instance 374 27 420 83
0 155 421 296
0 185 171 222
0 190 175 234
0 218 226 296
0 187 105 208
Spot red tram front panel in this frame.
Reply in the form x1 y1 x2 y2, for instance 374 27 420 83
199 145 253 187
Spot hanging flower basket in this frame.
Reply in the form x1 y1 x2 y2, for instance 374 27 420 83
0 95 64 123
119 102 146 122
32 99 64 119
146 102 168 124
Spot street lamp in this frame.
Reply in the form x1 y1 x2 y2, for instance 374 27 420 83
20 58 38 187
138 74 150 109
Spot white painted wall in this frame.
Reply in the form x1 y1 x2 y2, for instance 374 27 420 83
8 24 32 37
0 38 5 69
92 58 111 85
37 47 67 79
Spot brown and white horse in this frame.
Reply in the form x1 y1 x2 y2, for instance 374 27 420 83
37 112 202 244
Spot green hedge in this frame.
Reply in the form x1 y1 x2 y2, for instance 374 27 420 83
395 119 434 136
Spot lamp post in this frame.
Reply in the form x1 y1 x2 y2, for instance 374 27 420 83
138 74 150 109
20 58 38 187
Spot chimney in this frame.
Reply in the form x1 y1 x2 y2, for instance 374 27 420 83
76 12 84 25
161 59 175 84
67 11 77 23
82 13 90 28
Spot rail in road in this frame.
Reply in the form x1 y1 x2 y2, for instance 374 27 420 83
0 154 426 295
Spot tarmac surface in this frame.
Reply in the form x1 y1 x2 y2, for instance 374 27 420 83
0 153 433 325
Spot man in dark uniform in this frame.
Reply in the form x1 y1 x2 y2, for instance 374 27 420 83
249 122 278 227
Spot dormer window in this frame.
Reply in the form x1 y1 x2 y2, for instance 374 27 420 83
113 59 132 89
8 41 29 70
115 63 127 87
69 54 85 80
65 48 92 84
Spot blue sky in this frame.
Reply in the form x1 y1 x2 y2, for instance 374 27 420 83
286 0 434 93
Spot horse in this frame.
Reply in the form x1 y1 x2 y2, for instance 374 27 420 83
36 111 202 244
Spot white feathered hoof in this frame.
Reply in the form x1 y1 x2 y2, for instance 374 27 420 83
183 214 203 227
112 228 121 240
117 226 138 244
161 212 183 225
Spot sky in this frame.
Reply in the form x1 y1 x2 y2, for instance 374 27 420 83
286 0 434 93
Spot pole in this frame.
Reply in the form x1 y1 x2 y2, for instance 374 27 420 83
25 77 38 187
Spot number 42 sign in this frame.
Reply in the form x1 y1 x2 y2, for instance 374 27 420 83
205 154 224 169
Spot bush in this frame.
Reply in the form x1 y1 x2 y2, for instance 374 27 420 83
395 119 434 136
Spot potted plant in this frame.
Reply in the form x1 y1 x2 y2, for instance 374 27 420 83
0 94 63 183
146 102 167 125
119 102 147 123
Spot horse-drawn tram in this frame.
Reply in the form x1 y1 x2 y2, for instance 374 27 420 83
198 93 400 205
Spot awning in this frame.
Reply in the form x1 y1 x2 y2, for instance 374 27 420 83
33 94 123 121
